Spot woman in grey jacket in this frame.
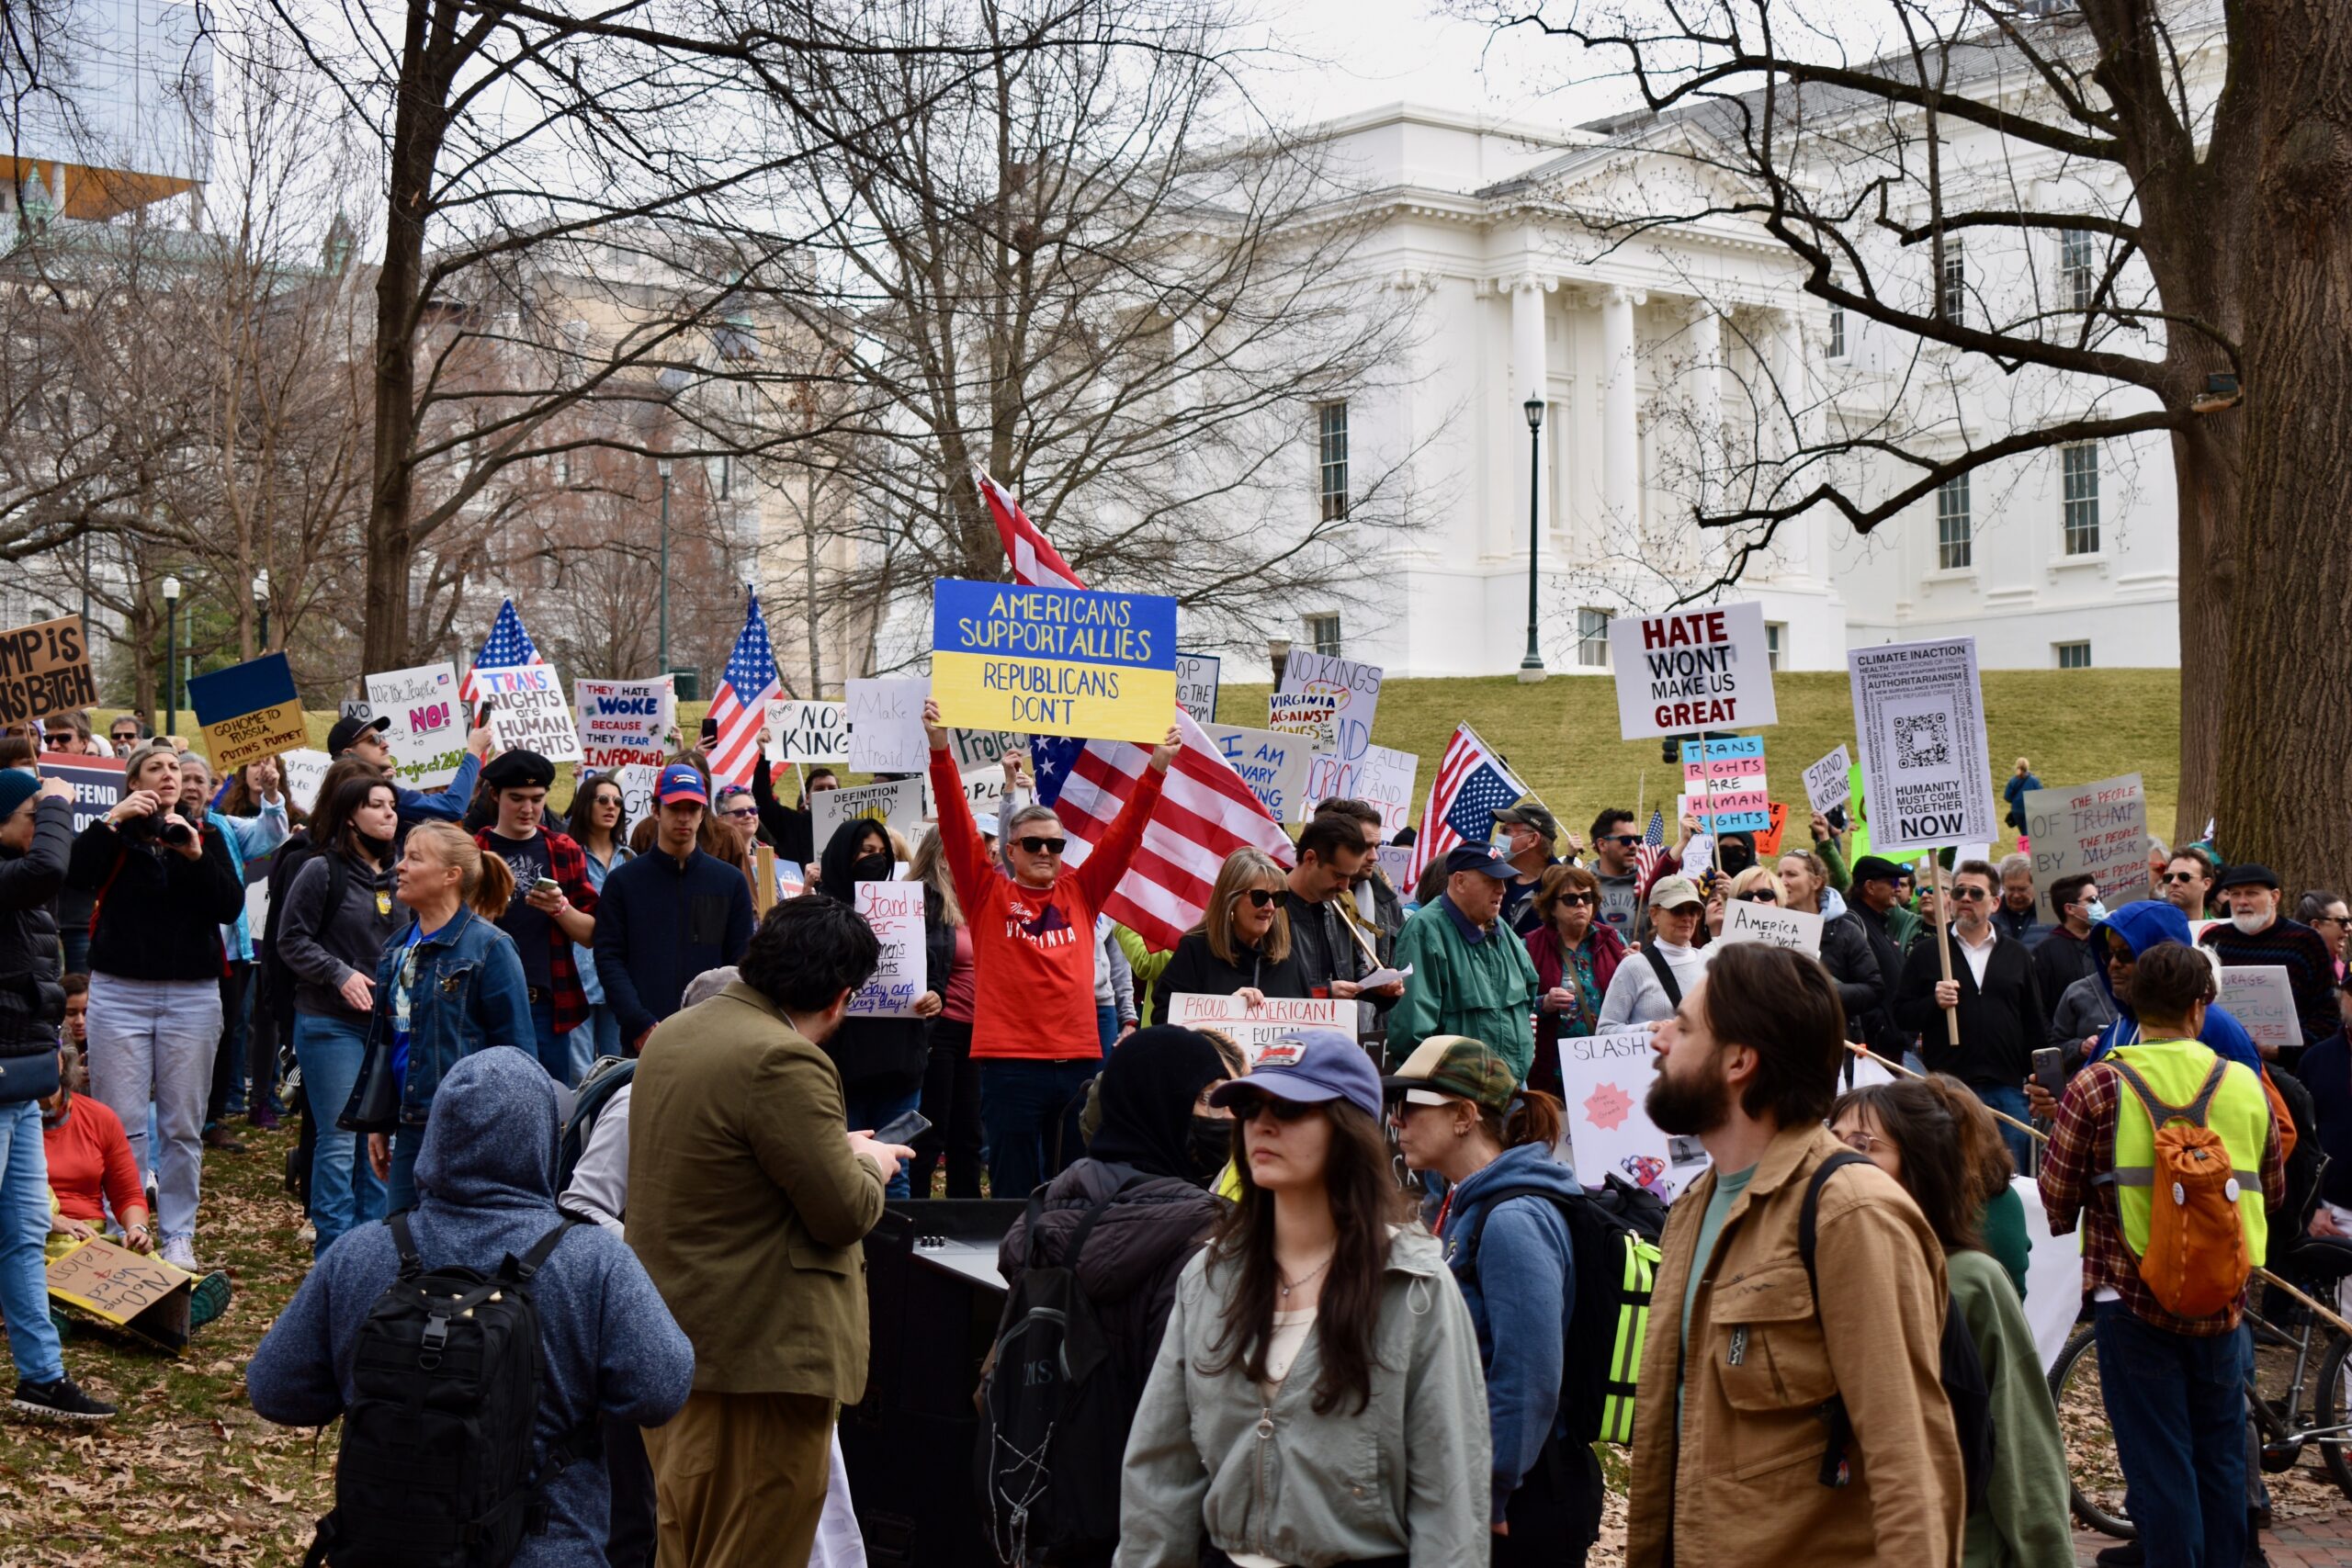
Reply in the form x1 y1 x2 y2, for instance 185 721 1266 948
1116 1030 1488 1568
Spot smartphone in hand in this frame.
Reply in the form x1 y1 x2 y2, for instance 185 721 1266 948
2031 1046 2066 1101
874 1108 932 1147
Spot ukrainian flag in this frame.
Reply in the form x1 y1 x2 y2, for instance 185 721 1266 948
932 579 1179 742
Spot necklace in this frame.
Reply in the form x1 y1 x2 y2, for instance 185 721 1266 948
1277 1249 1336 1301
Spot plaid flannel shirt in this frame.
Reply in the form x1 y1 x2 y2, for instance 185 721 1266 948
2039 1055 2287 1336
474 827 598 1035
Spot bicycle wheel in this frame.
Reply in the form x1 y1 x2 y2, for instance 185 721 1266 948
2050 1322 2136 1538
2318 1327 2352 1499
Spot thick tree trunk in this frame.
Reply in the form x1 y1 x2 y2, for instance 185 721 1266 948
2167 415 2238 846
2215 5 2352 895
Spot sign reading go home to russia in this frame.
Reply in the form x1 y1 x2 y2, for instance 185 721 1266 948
931 579 1178 742
1608 602 1779 739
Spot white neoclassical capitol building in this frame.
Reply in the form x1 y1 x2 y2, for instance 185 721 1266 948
1283 97 2181 681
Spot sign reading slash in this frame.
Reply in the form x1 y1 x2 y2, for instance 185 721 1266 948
931 578 1177 742
189 652 309 771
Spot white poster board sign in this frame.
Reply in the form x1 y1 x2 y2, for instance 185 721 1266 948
1375 844 1416 893
1175 653 1222 725
1803 744 1853 816
477 665 581 764
1277 651 1383 763
1202 723 1315 822
948 728 1020 773
1713 898 1825 958
850 880 926 1017
616 763 660 826
364 661 465 787
960 765 1006 818
1163 992 1352 1060
2218 965 2300 1053
846 678 930 774
1302 744 1418 835
574 678 673 771
1556 1028 1712 1202
765 700 848 765
280 749 333 815
1846 637 1996 853
1607 602 1779 739
2025 773 2152 911
813 776 926 847
1265 692 1339 752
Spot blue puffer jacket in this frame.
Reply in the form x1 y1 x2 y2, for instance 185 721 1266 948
1437 1140 1580 1526
2084 899 2263 1074
341 904 537 1132
249 1050 694 1565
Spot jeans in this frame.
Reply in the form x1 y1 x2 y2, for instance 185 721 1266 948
293 1013 384 1256
247 999 285 1117
386 1122 424 1214
1973 1081 2035 1174
979 1058 1098 1201
845 1084 922 1201
208 961 251 1123
60 926 88 978
580 1005 622 1082
1095 1004 1117 1055
2094 1302 2250 1567
527 995 571 1087
0 1099 64 1383
85 973 222 1243
910 1019 982 1200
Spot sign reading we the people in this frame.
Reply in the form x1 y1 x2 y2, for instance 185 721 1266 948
0 615 97 725
931 579 1177 742
367 661 465 786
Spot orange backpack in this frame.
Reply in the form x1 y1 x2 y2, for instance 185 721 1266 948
2111 1059 2252 1319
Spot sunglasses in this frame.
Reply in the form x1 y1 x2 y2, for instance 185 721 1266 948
2164 871 2202 885
1555 892 1593 906
1236 887 1278 908
1737 891 1779 903
1951 886 1992 901
1222 1092 1316 1122
720 807 759 820
1016 836 1068 855
1600 833 1641 846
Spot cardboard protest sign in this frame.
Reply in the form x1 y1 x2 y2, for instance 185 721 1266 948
1163 992 1352 1060
1277 651 1383 762
931 579 1177 741
478 665 582 763
1608 603 1778 739
1175 653 1222 724
846 678 931 773
616 762 661 825
1265 692 1338 751
365 662 465 787
1680 736 1769 833
574 678 673 772
1846 637 1996 853
39 750 123 834
1714 897 1825 958
2219 965 2300 1053
1754 801 1790 859
1556 1028 1712 1202
1303 745 1418 835
1803 744 1853 816
766 700 848 765
0 615 97 726
46 1236 192 1352
280 749 333 815
2024 773 2152 911
850 880 926 1017
813 776 925 847
188 652 308 772
1202 723 1314 821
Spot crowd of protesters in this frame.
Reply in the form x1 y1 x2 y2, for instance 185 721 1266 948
0 705 2342 1568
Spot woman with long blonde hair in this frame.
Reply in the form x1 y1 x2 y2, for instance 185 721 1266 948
1148 847 1305 1023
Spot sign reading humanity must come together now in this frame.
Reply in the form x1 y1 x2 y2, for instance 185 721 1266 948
931 579 1178 742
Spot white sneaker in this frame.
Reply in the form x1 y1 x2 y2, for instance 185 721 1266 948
160 1235 197 1269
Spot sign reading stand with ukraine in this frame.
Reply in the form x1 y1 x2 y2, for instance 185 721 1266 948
931 578 1178 742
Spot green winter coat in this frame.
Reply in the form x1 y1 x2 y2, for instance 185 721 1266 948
1387 895 1542 1080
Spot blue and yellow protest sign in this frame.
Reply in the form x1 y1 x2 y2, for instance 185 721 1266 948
932 579 1177 742
189 652 308 772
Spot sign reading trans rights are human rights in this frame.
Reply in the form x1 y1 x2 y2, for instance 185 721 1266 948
931 579 1179 742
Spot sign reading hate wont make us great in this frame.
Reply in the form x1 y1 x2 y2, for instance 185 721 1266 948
1608 602 1778 739
931 579 1177 742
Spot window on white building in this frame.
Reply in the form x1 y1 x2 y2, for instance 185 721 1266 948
2059 229 2097 310
1826 300 1845 359
2056 640 2092 670
1307 614 1342 657
1317 402 1349 522
1939 240 1967 324
1576 608 1611 669
1937 474 1973 570
2061 443 2100 554
1766 623 1784 671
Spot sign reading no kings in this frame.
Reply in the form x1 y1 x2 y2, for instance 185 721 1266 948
1608 603 1778 739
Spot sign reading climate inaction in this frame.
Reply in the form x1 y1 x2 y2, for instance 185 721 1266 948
1608 602 1778 739
931 579 1178 742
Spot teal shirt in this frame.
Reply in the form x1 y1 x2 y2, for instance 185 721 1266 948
1388 894 1543 1080
1679 1164 1754 1426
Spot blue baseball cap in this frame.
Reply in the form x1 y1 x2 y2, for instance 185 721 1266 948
1445 842 1513 879
1209 1028 1382 1120
656 763 708 806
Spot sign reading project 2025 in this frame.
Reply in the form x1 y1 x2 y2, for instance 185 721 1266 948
930 579 1178 742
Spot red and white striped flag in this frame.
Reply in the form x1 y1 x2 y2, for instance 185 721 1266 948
975 468 1084 590
1406 723 1529 887
705 590 780 786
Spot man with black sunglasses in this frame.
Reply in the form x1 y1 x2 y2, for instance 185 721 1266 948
1893 859 2046 1168
1588 808 1647 944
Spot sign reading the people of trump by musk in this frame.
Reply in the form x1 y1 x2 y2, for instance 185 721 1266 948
850 880 926 1017
2218 965 2300 1053
1846 637 1997 854
1175 653 1222 725
188 652 310 773
1713 898 1825 958
1163 992 1353 1061
2025 773 2152 909
931 579 1178 742
366 662 466 787
0 615 97 726
846 678 931 774
766 700 848 765
1681 736 1769 833
1608 603 1778 739
477 664 582 763
574 678 673 772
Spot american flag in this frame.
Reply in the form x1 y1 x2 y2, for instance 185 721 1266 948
1635 807 1674 894
1405 724 1528 886
458 598 544 710
975 468 1084 591
706 589 780 786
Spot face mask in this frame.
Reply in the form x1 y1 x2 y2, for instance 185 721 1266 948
1188 1114 1233 1179
2081 899 2109 925
2233 909 2269 935
854 852 892 883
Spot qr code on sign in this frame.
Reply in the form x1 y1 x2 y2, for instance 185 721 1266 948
1894 713 1952 770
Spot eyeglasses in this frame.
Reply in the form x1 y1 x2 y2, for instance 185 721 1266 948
2315 914 2352 928
720 807 759 821
1237 887 1278 908
2164 871 2202 885
1951 886 1992 902
1016 836 1068 855
1835 1128 1887 1155
1221 1092 1316 1123
1737 891 1779 904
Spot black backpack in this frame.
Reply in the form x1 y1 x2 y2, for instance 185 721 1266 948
1798 1152 1994 1513
1457 1171 1668 1444
303 1212 594 1568
556 1055 636 1192
975 1186 1137 1566
258 835 337 1034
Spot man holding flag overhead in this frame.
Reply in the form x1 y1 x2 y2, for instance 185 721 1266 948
458 596 548 715
705 590 782 788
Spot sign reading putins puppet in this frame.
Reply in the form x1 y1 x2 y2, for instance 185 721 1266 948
929 579 1178 742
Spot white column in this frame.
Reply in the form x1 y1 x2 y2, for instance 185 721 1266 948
1510 275 1549 544
1688 304 1723 502
1768 310 1822 580
1600 286 1644 533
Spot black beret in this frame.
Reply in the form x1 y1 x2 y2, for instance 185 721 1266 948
481 750 555 791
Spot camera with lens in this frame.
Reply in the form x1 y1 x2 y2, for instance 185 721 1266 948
120 810 196 848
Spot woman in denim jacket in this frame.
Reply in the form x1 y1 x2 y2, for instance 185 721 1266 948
340 822 535 1211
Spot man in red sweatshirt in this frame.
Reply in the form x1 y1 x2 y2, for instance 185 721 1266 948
923 699 1179 1198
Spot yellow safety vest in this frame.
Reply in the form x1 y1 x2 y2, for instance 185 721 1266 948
2105 1038 2271 1269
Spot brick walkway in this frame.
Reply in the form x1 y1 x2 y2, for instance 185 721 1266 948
2072 1499 2352 1565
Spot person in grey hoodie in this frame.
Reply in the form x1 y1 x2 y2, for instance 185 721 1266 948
246 1049 695 1565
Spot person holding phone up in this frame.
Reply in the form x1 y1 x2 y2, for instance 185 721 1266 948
472 750 598 1087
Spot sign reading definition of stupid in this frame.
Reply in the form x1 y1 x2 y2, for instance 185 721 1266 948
1608 603 1778 739
931 579 1177 742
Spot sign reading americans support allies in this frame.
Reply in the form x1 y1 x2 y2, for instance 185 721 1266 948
931 579 1178 742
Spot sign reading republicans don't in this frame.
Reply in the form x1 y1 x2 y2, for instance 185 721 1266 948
930 579 1177 742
